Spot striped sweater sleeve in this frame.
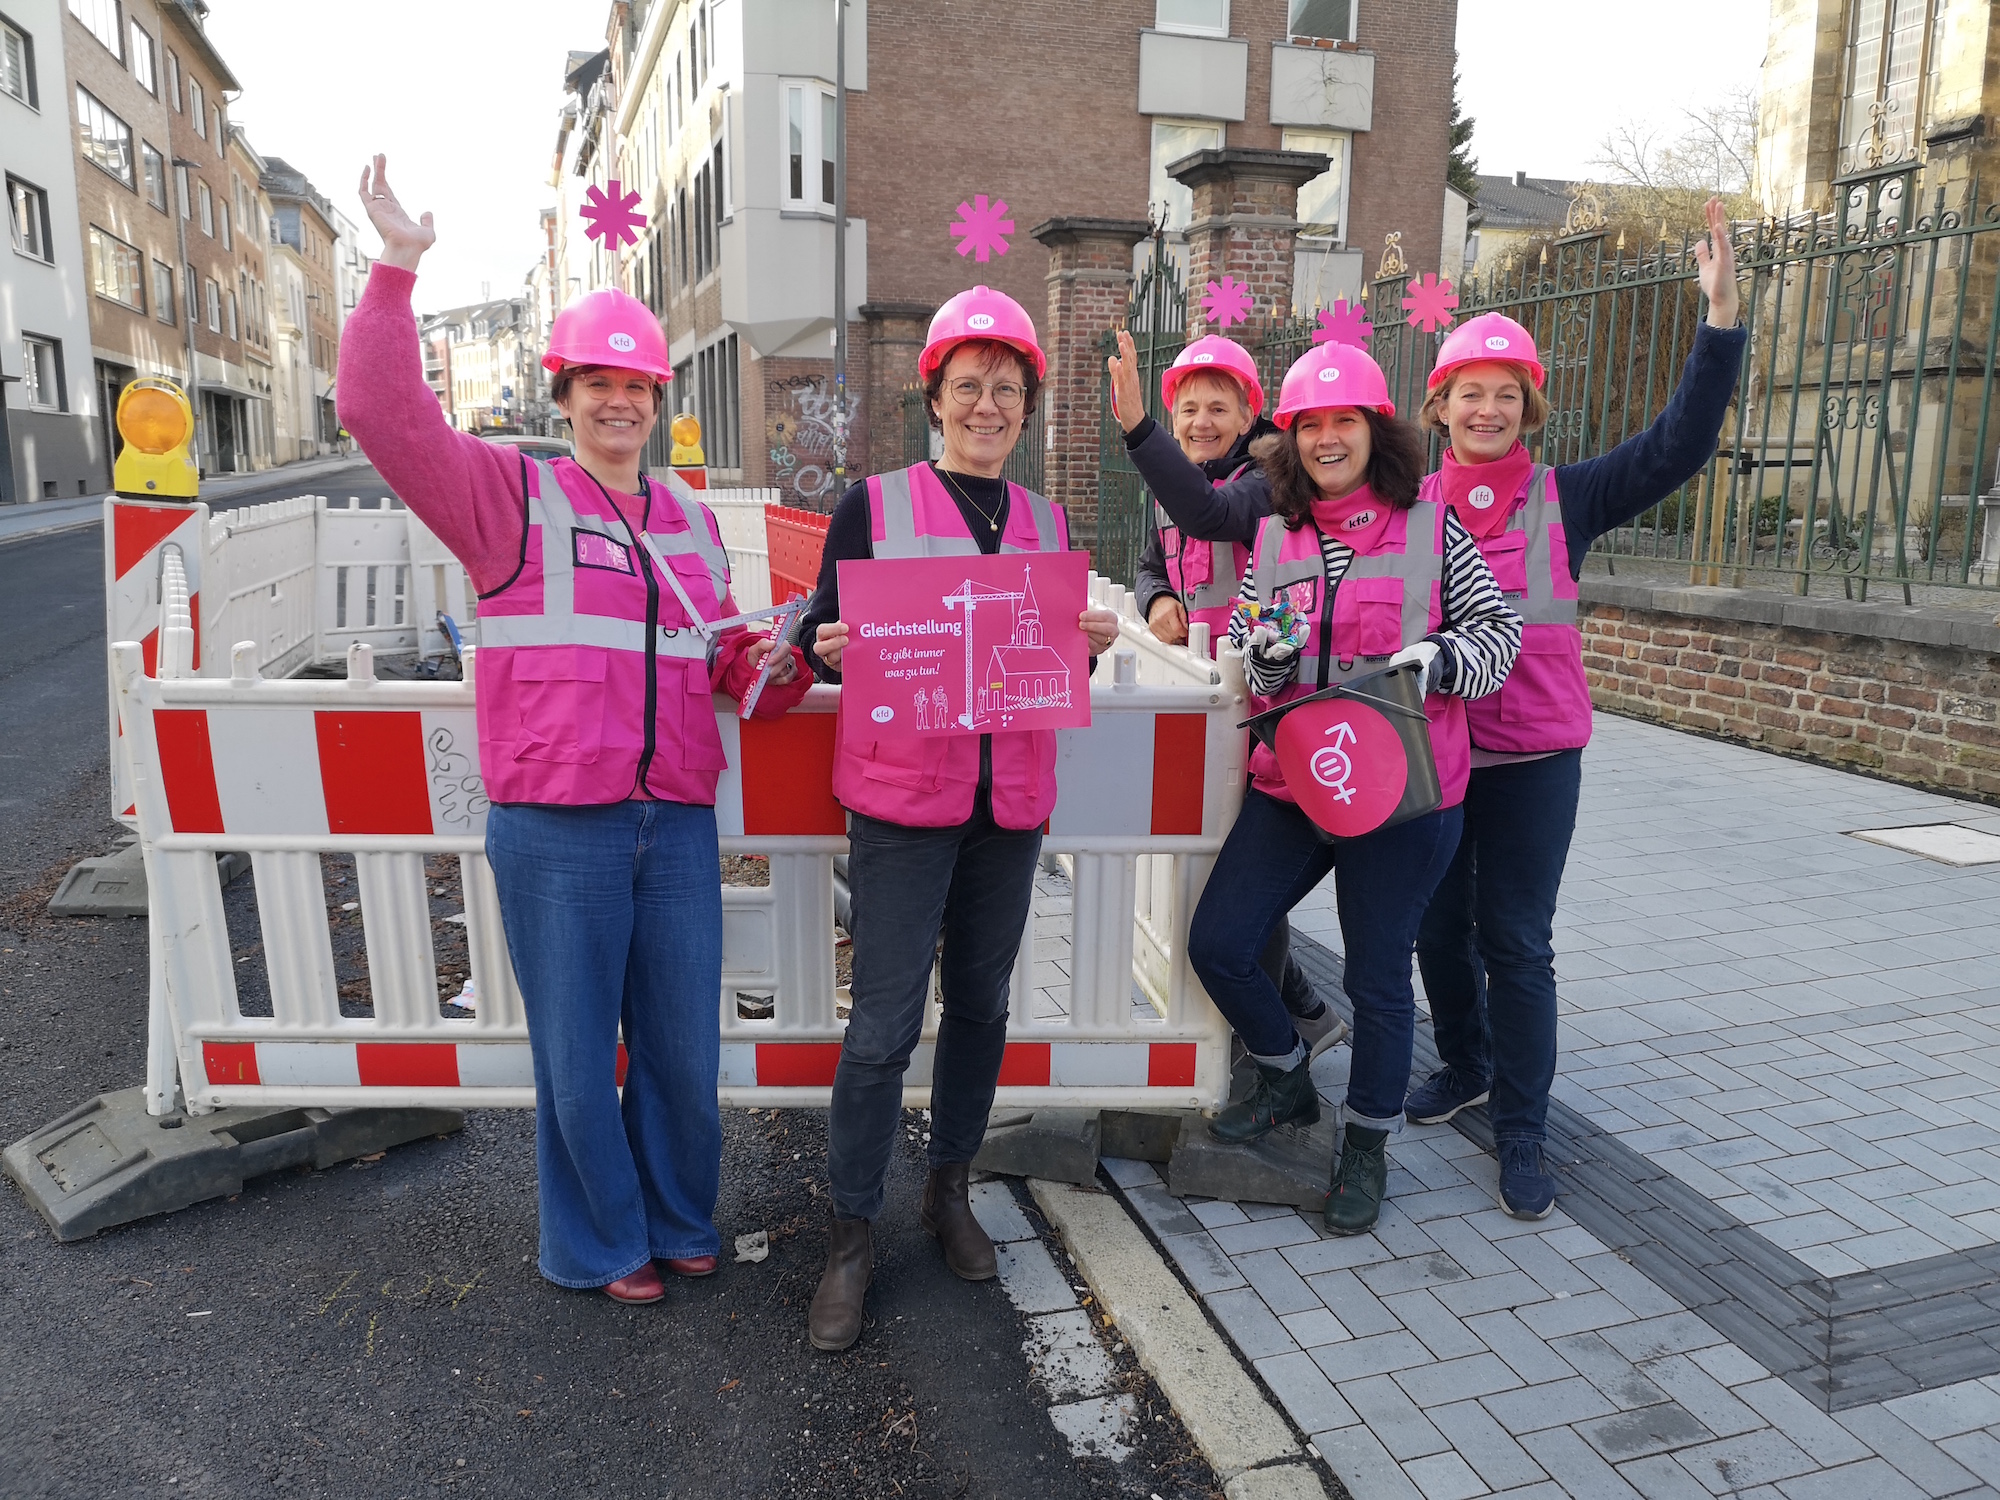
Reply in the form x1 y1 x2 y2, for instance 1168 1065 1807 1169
1429 509 1522 699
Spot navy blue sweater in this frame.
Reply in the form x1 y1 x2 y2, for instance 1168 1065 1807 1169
1126 321 1748 579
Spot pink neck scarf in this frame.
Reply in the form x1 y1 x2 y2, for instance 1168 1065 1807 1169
1308 484 1397 556
1440 442 1533 539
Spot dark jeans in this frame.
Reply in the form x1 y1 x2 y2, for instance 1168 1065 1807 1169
1189 789 1462 1129
486 800 723 1288
827 800 1043 1221
1414 749 1582 1144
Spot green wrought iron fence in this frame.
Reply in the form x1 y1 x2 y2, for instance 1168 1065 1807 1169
1366 167 2000 598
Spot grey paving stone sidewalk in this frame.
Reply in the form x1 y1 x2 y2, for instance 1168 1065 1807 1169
1043 714 2000 1497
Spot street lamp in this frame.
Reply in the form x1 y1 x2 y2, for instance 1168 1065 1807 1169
171 157 202 468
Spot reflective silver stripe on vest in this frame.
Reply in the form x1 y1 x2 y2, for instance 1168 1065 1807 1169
876 465 1062 559
1508 466 1577 628
1253 501 1445 686
656 469 732 590
1157 501 1240 613
493 459 712 659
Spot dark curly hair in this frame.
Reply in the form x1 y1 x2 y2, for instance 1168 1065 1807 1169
1251 410 1429 529
923 339 1042 433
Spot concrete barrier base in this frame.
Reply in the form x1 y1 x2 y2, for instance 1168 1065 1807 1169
3 1087 462 1241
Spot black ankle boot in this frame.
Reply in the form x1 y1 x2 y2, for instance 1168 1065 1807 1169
1323 1124 1389 1235
1208 1053 1321 1144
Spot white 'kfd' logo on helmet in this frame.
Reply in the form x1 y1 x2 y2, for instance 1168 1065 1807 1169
1484 335 1510 351
966 312 996 331
607 331 638 353
1191 352 1214 363
1317 367 1340 383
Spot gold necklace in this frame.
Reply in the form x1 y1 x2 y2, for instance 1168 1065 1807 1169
935 463 1002 533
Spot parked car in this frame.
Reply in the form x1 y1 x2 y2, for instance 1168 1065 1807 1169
483 434 575 463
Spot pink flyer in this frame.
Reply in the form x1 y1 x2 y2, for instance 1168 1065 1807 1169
837 551 1094 738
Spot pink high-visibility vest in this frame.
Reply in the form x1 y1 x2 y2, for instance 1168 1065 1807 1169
1154 456 1253 638
1246 498 1471 808
1423 466 1592 754
830 463 1070 830
475 457 734 805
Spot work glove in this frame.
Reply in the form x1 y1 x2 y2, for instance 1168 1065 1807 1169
1248 624 1299 666
1387 639 1445 694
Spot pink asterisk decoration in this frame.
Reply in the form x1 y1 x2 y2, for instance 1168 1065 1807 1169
1401 273 1459 333
950 194 1015 262
1312 299 1374 348
580 179 646 248
1202 276 1254 329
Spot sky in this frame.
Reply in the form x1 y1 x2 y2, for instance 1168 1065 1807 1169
1455 0 1769 184
202 0 604 311
197 2 1771 310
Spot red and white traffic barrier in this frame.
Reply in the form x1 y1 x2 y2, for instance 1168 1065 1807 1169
112 615 1246 1118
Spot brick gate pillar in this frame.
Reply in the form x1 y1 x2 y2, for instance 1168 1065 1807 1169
1170 148 1329 336
860 301 935 478
1030 216 1152 550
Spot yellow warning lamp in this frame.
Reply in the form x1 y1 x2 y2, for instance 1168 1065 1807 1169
113 378 199 500
669 411 705 466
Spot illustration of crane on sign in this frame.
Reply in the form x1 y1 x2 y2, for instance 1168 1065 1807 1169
941 565 1073 730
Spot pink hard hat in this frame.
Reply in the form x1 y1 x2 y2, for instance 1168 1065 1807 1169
1273 342 1395 429
541 288 673 382
1161 335 1266 417
1427 312 1545 391
919 285 1047 379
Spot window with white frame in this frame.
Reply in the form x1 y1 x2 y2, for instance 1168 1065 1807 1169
1282 128 1348 237
67 0 120 58
76 86 133 185
205 276 219 331
782 81 836 208
198 179 212 235
8 175 50 260
219 201 230 248
226 288 237 339
1155 0 1229 37
22 333 64 410
89 224 143 309
211 104 221 153
3 15 35 106
1149 119 1221 232
152 259 175 324
1288 0 1355 42
128 18 154 92
165 48 179 109
142 142 165 210
189 78 204 136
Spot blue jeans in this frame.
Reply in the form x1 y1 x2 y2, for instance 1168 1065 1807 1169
828 801 1043 1221
486 800 723 1288
1415 750 1582 1145
1189 789 1462 1130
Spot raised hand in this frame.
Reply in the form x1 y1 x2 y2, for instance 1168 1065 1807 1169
1693 196 1740 330
1104 329 1148 435
358 154 435 272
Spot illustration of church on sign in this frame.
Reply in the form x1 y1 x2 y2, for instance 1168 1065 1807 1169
943 565 1073 730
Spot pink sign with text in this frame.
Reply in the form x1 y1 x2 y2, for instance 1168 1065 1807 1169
837 551 1094 738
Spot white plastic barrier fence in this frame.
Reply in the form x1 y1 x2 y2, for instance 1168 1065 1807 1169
113 603 1248 1117
697 486 781 613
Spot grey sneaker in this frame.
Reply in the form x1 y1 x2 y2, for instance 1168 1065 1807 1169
1293 1005 1350 1062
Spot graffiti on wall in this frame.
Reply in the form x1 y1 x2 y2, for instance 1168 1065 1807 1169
765 374 850 504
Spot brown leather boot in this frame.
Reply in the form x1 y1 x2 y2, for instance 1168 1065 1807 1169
808 1216 873 1352
919 1163 998 1281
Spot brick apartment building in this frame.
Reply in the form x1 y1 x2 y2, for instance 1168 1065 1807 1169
260 157 339 452
554 0 1456 513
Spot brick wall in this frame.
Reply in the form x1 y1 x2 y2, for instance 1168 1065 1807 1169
1578 580 2000 803
1347 0 1456 278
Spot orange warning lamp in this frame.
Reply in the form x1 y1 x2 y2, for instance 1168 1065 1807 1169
114 379 199 500
669 412 705 466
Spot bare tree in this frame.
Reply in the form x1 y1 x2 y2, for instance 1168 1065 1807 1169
1591 89 1759 231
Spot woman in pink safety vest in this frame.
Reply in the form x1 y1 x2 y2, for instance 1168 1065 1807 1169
1185 342 1521 1238
1405 198 1745 1221
338 158 810 1307
795 286 1120 1351
1128 337 1344 1065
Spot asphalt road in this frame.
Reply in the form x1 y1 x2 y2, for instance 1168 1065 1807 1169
0 468 1221 1500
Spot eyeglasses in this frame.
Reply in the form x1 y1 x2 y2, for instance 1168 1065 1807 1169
945 377 1025 410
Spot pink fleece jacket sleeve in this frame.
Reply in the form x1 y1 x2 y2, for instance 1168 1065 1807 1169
334 265 529 595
